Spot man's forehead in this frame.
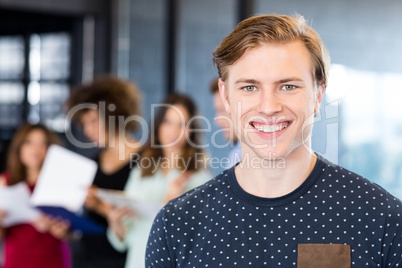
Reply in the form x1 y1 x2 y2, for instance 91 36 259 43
224 41 315 84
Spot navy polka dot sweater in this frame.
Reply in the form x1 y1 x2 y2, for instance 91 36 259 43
146 155 402 267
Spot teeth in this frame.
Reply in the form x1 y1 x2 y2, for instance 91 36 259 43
254 123 289 133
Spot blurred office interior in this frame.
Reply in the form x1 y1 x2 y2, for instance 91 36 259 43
0 0 401 198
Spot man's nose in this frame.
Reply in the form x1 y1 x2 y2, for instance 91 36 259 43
257 90 283 115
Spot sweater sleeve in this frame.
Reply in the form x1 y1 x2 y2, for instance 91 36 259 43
145 207 175 267
382 193 402 267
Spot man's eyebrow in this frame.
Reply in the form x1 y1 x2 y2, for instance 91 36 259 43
234 79 260 85
234 77 305 85
276 77 305 84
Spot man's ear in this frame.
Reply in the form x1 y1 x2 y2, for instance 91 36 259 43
314 83 325 114
218 78 231 114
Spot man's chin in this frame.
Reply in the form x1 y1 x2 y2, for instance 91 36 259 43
239 151 287 169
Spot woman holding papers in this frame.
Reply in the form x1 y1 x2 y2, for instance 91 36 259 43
66 76 142 268
0 123 70 268
105 93 212 268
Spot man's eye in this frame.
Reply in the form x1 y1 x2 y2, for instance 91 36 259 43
243 86 256 92
282 85 296 91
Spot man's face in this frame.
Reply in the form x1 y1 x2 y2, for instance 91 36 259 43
219 40 324 161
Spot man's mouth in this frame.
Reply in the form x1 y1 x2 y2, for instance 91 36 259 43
250 121 290 133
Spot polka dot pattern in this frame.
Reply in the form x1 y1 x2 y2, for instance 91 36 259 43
146 156 402 267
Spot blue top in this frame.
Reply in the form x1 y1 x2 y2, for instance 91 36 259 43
145 154 402 267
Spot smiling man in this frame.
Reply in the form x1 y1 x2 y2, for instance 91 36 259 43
145 15 402 267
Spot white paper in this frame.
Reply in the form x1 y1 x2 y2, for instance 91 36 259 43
0 183 41 227
30 145 97 212
96 189 162 218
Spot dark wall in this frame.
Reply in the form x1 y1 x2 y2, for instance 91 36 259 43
114 0 237 174
0 0 108 15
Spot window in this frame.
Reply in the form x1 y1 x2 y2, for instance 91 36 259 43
0 32 71 132
0 36 25 128
326 64 402 197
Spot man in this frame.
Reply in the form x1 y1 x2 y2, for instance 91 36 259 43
146 14 402 267
210 77 241 167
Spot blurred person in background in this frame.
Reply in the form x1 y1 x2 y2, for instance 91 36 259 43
105 93 211 268
65 76 142 268
0 123 70 268
210 77 241 167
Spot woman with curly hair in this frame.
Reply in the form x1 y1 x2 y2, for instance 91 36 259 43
65 75 142 268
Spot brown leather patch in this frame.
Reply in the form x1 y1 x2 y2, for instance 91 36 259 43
298 244 351 268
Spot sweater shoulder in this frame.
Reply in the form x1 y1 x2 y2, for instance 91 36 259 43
318 155 401 206
162 169 231 214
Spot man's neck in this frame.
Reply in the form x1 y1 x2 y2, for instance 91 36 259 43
234 146 317 198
